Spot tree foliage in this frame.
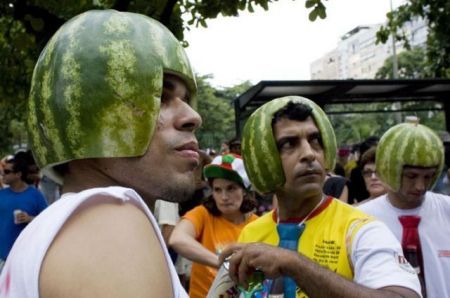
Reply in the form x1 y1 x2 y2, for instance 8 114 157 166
376 0 450 78
0 0 280 155
375 47 428 79
195 75 251 151
326 101 445 147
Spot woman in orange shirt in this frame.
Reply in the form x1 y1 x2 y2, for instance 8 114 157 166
170 153 258 298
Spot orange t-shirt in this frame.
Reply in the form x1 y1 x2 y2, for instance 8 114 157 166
183 205 258 298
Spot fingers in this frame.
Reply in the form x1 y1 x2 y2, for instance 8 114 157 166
218 243 243 264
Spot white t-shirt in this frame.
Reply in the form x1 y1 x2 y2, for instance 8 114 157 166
0 186 187 298
154 199 180 227
358 192 450 298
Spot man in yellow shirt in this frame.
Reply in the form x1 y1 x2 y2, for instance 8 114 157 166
212 96 421 298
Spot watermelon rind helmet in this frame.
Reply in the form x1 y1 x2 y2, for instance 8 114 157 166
376 117 444 192
27 10 196 184
241 96 337 194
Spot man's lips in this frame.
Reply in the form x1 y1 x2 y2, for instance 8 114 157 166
297 169 322 178
176 141 200 161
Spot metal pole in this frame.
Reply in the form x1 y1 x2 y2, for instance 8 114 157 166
390 0 402 123
390 0 398 79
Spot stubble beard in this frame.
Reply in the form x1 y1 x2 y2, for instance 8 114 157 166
154 174 197 203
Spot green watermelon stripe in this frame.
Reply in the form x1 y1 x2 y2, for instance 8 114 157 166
28 10 197 184
258 103 281 186
242 96 336 194
61 19 83 157
248 115 266 190
377 122 445 191
378 124 407 190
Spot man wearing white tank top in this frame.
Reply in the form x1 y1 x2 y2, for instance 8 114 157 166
0 10 202 298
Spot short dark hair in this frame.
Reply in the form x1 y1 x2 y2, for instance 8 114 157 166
359 136 379 158
271 102 313 127
6 157 28 182
360 146 377 169
271 102 323 148
203 187 257 216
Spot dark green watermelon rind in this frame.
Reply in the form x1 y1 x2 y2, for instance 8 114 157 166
376 122 444 192
28 10 195 183
241 96 337 195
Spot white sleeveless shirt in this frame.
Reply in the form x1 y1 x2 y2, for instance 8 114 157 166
0 186 187 298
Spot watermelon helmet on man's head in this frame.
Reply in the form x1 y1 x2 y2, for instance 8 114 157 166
376 117 444 192
27 9 196 184
241 96 337 194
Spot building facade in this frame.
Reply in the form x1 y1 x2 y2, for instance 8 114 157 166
310 18 427 79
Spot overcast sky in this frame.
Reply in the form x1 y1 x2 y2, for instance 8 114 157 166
184 0 403 88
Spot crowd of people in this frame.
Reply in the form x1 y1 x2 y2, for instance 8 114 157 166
0 9 449 298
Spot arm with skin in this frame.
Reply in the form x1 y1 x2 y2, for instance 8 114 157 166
169 218 220 268
161 224 175 245
39 196 175 298
220 243 419 298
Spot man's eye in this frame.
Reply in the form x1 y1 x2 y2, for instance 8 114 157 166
278 139 296 150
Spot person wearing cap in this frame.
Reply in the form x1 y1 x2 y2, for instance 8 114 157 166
215 97 420 298
359 121 450 297
170 153 258 298
0 10 201 298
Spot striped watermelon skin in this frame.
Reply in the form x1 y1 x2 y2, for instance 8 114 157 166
28 10 196 183
241 96 337 194
376 122 444 191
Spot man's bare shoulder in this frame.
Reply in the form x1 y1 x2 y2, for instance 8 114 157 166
39 195 174 298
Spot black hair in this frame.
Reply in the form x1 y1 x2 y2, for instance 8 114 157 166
271 102 313 127
359 136 379 158
6 157 29 182
360 146 377 169
271 102 323 147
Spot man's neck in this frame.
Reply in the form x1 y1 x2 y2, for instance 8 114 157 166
61 159 119 194
386 190 424 210
276 192 324 221
10 180 28 193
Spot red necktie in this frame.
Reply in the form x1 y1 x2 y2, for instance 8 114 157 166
398 215 426 296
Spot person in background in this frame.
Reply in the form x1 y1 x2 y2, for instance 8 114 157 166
228 138 242 155
323 171 349 202
348 136 379 204
0 10 201 297
432 131 450 195
170 153 258 298
358 120 450 297
212 97 420 298
154 199 180 264
358 146 387 203
0 154 47 273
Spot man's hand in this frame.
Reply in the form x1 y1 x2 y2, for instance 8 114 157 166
219 242 296 289
15 211 33 224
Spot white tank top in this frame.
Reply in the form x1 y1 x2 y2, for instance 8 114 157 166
0 186 187 298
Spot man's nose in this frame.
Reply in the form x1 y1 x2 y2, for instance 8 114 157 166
299 141 315 163
415 177 427 192
176 99 202 132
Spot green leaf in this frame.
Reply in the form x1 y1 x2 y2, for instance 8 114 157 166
305 0 316 9
317 6 326 19
309 9 318 21
248 2 254 13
